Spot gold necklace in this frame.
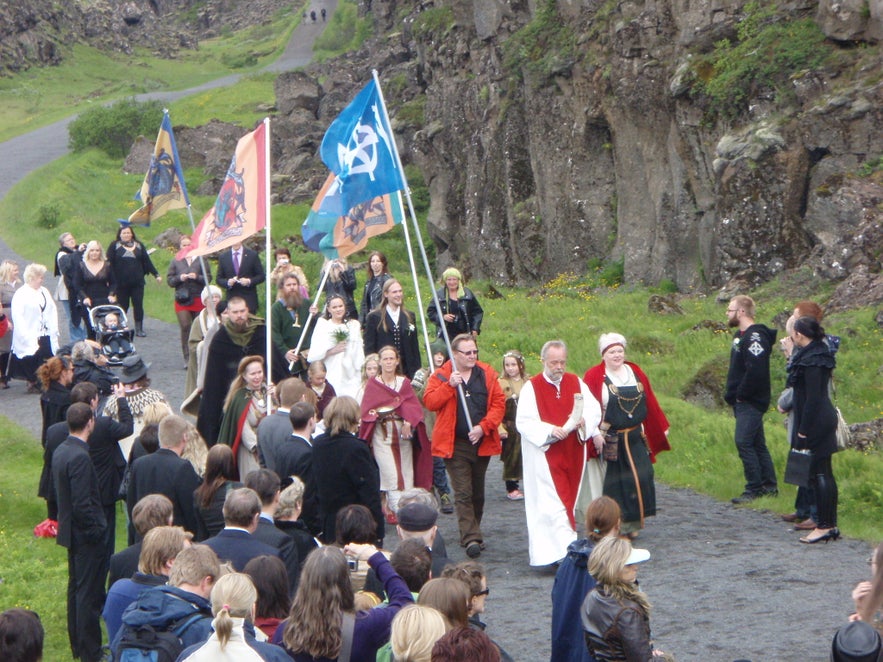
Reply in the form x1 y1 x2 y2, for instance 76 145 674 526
606 382 644 419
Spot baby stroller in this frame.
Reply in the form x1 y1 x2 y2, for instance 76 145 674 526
88 304 136 366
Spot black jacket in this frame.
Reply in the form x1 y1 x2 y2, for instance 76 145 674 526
427 286 483 339
254 516 301 595
216 247 265 313
363 307 422 379
724 323 777 412
274 434 320 536
40 381 71 445
203 528 280 571
106 240 159 287
127 448 201 535
53 435 107 549
787 339 838 457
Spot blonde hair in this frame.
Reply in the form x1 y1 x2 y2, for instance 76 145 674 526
169 544 220 587
391 604 448 662
142 401 173 427
138 526 191 576
84 240 104 261
361 353 380 385
0 260 19 284
181 422 208 477
323 396 361 436
23 263 48 285
223 355 265 411
276 476 306 520
210 573 257 649
587 536 651 614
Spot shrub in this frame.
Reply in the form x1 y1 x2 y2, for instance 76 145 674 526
68 98 164 158
36 202 61 229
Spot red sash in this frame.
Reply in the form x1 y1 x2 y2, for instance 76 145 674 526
530 373 584 528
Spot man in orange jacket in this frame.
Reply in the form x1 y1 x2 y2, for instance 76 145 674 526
424 333 505 559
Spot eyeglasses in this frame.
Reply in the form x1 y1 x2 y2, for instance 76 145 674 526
726 308 739 313
457 350 479 356
475 588 490 596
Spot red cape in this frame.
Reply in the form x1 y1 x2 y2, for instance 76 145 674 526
583 361 671 462
359 377 433 490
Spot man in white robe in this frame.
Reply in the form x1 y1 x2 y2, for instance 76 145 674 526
517 340 605 566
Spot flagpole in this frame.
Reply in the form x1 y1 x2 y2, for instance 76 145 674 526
290 267 330 370
262 117 274 408
371 70 473 431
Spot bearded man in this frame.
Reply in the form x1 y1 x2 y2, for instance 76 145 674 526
270 272 316 376
516 340 605 567
196 296 286 446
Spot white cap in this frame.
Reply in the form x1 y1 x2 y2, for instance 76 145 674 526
599 332 627 356
625 547 651 565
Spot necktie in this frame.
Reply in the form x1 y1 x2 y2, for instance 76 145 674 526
233 251 240 275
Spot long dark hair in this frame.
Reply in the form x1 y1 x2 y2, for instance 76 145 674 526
366 251 389 277
244 555 292 620
195 445 236 509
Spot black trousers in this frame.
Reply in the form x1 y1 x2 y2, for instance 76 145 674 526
809 454 838 529
116 282 145 323
66 540 106 662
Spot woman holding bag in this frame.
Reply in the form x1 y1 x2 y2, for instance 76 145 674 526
788 316 840 544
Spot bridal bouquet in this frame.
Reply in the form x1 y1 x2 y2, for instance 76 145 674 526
332 326 350 343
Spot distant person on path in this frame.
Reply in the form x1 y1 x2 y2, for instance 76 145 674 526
167 235 209 363
0 259 22 388
10 263 59 392
52 402 106 662
551 496 622 662
788 316 841 544
359 250 392 327
321 7 326 20
106 225 161 337
310 9 317 22
423 333 505 559
516 340 604 567
216 241 266 314
725 295 778 504
72 240 116 338
54 232 87 342
363 279 422 379
584 333 671 538
427 267 483 341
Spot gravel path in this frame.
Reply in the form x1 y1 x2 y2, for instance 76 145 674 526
0 1 875 658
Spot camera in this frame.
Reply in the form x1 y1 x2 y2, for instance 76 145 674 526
347 558 359 571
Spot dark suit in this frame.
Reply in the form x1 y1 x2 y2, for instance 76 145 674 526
107 542 141 589
257 409 293 473
216 247 265 313
203 528 280 571
127 448 201 536
363 307 422 379
275 434 320 535
254 516 300 595
53 435 108 662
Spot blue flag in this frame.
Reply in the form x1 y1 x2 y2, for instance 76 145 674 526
128 111 190 226
318 79 405 215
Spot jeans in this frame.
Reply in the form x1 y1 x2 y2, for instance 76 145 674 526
65 299 87 342
432 456 451 495
733 402 777 493
794 485 818 520
444 439 490 546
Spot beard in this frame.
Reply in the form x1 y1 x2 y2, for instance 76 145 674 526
282 290 302 309
727 316 739 328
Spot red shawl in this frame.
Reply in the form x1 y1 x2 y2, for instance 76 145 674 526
359 377 433 490
583 361 671 462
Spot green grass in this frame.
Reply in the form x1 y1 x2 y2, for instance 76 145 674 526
0 11 299 143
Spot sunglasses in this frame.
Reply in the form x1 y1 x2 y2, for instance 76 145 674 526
457 350 479 356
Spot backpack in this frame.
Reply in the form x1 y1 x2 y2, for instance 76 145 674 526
114 611 206 662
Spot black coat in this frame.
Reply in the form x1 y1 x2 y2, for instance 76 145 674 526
724 323 777 412
363 308 422 379
195 322 287 446
107 543 141 588
426 286 484 339
53 435 107 549
216 247 265 313
40 380 71 445
787 339 838 458
193 480 241 542
275 519 318 573
274 434 320 536
127 448 201 535
359 273 392 327
203 528 280 571
106 240 159 287
311 431 384 544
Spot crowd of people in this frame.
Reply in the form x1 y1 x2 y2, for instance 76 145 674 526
2 236 881 662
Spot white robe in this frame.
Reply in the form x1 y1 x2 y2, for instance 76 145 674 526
11 284 59 358
308 317 364 399
517 374 604 566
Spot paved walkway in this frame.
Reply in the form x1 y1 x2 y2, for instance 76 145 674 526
0 2 875 658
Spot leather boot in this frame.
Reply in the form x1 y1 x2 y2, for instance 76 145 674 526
135 322 147 337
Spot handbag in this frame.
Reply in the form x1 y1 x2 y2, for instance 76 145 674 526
835 407 850 451
784 448 813 487
174 284 192 305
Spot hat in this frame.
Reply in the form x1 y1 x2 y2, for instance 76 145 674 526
599 332 627 356
120 355 151 383
429 340 446 357
831 621 883 662
625 547 651 565
397 502 438 532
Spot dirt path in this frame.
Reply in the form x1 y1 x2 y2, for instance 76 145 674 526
0 2 875 658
